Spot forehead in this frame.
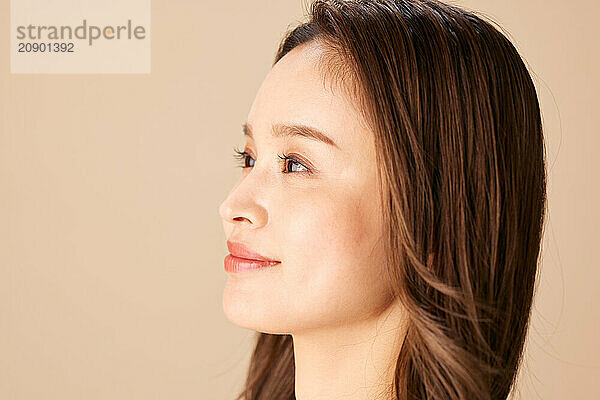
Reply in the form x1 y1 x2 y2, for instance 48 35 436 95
246 41 370 150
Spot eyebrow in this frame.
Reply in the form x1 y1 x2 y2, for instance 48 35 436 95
242 122 339 149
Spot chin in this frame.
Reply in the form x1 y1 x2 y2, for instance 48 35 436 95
222 283 292 334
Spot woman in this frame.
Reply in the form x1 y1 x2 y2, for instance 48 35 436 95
218 0 547 399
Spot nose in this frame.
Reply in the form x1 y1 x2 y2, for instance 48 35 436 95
218 182 268 228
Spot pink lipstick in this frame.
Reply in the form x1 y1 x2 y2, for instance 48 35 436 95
224 241 281 273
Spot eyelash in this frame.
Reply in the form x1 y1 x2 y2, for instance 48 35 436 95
232 146 312 175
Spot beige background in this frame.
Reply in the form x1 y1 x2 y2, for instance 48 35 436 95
1 0 598 398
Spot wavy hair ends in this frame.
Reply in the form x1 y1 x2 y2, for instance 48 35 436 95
235 1 547 399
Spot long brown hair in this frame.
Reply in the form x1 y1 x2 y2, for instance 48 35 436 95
234 1 547 399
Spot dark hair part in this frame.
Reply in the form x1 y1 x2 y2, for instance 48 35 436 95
235 1 547 399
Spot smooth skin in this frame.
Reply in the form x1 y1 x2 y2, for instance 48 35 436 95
219 41 407 400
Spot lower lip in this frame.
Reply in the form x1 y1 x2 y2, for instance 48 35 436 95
224 254 281 273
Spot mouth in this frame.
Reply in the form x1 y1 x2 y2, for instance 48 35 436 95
223 254 281 273
224 240 281 273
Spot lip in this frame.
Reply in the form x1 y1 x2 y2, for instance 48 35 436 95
226 241 280 262
224 241 281 273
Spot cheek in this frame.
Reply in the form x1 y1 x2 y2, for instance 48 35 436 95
285 197 369 262
279 186 392 331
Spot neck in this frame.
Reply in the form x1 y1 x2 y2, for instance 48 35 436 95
291 299 407 400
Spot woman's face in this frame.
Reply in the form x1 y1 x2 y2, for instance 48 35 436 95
219 41 395 334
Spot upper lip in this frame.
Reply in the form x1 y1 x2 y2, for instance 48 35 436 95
227 240 280 262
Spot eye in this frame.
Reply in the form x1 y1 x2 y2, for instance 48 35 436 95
232 147 255 168
277 153 311 174
231 147 313 175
